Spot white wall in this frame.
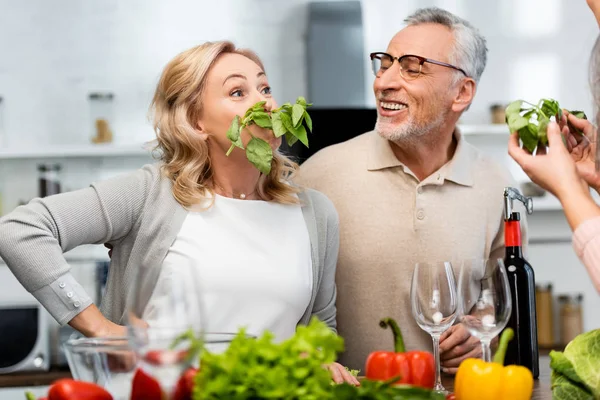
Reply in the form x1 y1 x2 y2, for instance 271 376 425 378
1 0 598 146
0 0 598 361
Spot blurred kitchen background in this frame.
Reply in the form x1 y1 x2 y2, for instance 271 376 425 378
0 0 598 384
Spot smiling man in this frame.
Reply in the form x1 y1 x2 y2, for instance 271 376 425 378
297 7 528 373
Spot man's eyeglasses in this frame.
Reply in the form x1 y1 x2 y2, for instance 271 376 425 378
369 52 468 80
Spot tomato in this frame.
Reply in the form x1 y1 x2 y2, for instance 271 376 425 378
47 379 112 400
174 367 199 400
446 393 456 400
130 368 162 400
144 349 188 366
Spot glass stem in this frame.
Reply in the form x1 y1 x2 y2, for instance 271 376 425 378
431 334 443 391
481 338 492 362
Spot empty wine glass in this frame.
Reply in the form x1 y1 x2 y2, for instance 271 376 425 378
126 261 206 398
457 258 512 362
411 261 458 393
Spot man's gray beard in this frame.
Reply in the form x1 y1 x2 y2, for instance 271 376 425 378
375 113 445 143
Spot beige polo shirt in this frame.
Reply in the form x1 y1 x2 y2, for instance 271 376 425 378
297 130 528 371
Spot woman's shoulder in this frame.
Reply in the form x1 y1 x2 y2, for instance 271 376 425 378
299 188 339 225
93 163 167 189
91 162 175 206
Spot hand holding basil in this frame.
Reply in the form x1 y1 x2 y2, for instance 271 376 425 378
226 96 313 174
505 98 587 153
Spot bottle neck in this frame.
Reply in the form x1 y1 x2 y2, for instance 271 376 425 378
505 219 522 251
506 245 523 258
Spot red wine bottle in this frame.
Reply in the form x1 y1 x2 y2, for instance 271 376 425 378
503 211 539 378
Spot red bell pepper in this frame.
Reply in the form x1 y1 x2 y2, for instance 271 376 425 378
130 368 163 400
173 367 198 400
365 318 435 389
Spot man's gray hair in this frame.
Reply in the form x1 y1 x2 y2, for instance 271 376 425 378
404 7 488 84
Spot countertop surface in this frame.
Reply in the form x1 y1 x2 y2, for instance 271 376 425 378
0 357 554 398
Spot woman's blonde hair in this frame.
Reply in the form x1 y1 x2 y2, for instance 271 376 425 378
149 41 301 207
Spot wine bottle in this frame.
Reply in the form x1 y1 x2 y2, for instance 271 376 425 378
503 210 539 378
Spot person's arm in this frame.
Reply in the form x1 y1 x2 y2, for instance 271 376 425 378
588 0 600 27
559 185 600 292
572 215 600 292
0 165 155 334
559 185 600 231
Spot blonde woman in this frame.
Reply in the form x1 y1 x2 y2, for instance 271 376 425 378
0 41 357 384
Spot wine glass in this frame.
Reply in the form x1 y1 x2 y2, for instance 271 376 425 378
457 258 512 362
126 261 207 398
411 261 458 394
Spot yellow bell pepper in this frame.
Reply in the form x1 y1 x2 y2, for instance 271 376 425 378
454 328 534 400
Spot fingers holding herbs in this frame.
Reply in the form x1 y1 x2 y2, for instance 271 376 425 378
505 98 588 154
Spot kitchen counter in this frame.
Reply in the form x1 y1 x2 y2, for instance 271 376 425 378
0 367 71 388
0 357 553 398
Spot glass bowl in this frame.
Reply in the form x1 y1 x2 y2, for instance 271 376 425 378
63 336 137 400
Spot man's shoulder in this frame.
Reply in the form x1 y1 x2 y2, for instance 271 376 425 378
300 131 376 169
464 142 516 186
296 131 375 189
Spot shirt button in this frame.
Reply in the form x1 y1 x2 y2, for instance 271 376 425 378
417 209 425 220
417 187 423 194
437 174 442 181
67 292 74 298
58 282 66 289
74 302 81 308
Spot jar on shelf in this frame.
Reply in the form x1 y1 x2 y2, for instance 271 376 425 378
38 164 62 198
490 103 506 124
89 92 114 144
558 294 584 346
535 283 554 347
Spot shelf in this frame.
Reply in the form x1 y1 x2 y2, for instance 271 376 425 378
0 143 152 160
458 124 508 136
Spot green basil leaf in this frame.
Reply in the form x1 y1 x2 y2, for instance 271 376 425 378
292 103 305 127
507 113 530 132
295 125 309 147
246 137 273 174
540 99 560 118
519 123 539 153
226 116 243 156
226 115 241 143
538 115 550 146
304 110 313 132
251 111 273 129
567 110 588 135
271 112 286 138
251 101 266 112
280 111 295 133
570 110 587 120
296 96 307 107
505 100 524 117
285 131 298 147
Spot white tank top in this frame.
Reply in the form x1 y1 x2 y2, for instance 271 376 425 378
147 194 313 343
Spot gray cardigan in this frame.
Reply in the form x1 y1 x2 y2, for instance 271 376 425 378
0 163 339 331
